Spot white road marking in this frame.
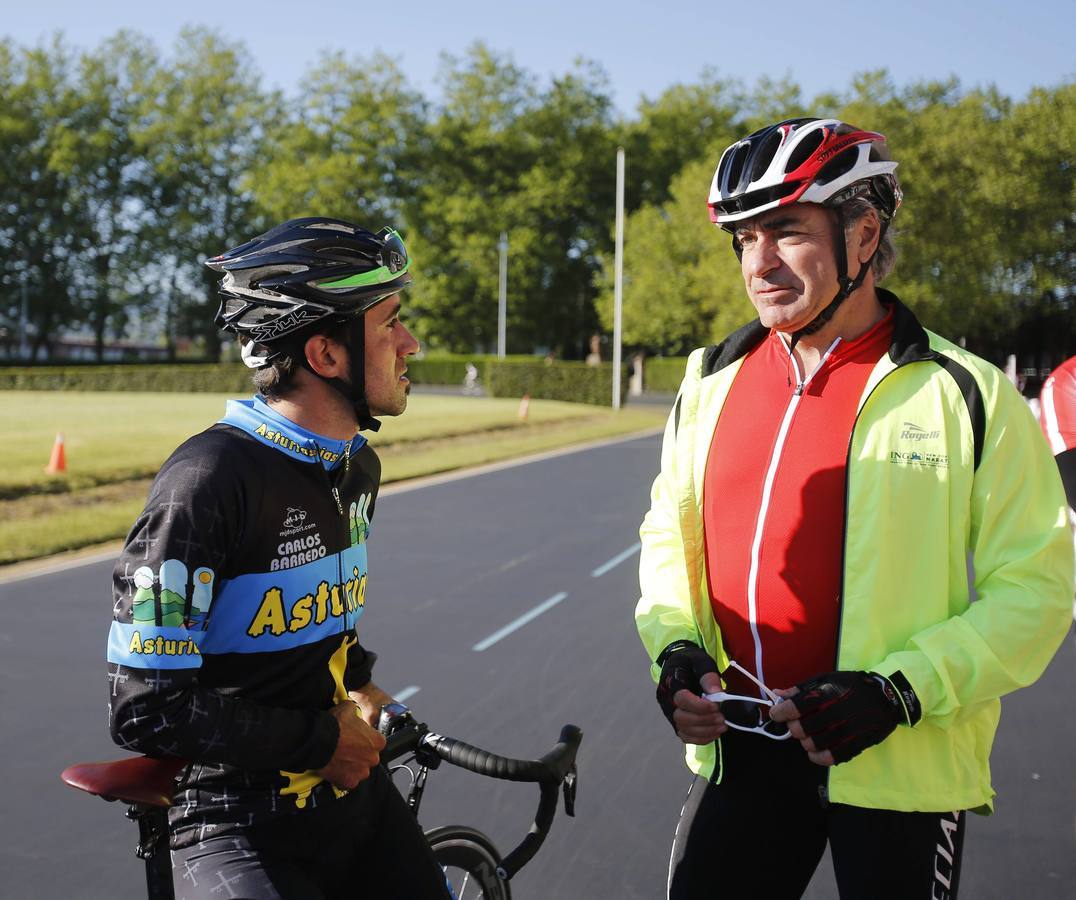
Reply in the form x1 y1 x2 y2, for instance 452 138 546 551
393 685 421 703
472 592 569 652
591 542 641 578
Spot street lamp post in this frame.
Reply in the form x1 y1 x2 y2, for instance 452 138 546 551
497 232 508 358
612 147 625 410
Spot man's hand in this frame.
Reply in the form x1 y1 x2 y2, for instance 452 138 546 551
769 671 912 766
655 642 727 745
349 681 394 728
316 700 387 789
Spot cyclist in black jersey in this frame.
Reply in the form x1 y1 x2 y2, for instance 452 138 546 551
106 218 451 899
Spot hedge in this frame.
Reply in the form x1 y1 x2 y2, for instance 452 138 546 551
641 357 690 394
0 364 252 392
485 360 626 405
0 357 627 404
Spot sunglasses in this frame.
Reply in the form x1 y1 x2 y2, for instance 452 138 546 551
703 660 791 740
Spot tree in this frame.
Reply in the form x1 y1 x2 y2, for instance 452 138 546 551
132 27 277 359
622 73 744 210
250 52 428 226
0 38 83 359
49 33 160 359
595 158 752 354
407 45 618 356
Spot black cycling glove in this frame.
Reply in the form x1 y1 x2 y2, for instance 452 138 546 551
655 641 719 732
791 670 921 764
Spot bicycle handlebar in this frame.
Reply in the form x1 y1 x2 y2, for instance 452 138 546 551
381 714 582 880
422 724 581 784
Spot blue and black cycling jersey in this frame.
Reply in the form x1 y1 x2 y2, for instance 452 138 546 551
107 396 382 848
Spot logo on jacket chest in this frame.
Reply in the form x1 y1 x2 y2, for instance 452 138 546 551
273 507 326 571
899 421 941 441
247 567 367 638
889 421 949 468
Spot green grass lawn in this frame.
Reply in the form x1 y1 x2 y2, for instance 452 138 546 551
0 390 666 564
0 391 654 498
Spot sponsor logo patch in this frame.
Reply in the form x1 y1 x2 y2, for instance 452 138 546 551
900 421 941 441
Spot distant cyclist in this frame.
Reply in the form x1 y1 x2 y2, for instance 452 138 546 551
1040 354 1076 514
635 118 1074 898
106 218 451 898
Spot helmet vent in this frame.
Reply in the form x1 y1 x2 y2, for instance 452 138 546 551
784 129 825 175
724 143 751 193
868 143 892 163
714 181 800 217
815 147 858 185
750 129 783 183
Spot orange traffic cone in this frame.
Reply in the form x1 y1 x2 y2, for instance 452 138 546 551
517 393 531 421
45 432 67 475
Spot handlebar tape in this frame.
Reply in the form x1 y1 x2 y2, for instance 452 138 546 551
428 724 582 784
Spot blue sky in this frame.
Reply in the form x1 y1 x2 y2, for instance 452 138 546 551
4 0 1073 110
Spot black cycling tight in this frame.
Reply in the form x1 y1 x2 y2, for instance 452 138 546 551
668 729 964 900
170 766 451 900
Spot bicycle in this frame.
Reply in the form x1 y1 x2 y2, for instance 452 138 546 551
61 704 581 900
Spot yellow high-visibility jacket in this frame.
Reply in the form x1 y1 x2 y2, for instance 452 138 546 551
637 293 1074 813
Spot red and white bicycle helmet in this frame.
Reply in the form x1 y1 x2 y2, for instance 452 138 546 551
708 117 901 228
708 118 902 342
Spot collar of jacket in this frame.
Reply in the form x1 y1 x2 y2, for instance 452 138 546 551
219 395 367 469
701 289 935 378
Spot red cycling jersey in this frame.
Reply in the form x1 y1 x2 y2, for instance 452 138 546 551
703 308 894 698
1039 355 1076 455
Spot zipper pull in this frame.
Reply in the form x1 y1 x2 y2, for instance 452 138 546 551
331 486 343 516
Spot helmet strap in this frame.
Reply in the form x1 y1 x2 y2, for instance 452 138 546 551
341 318 381 433
294 318 381 433
789 208 888 352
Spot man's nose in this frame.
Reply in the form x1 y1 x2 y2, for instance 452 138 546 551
744 236 780 279
399 324 420 357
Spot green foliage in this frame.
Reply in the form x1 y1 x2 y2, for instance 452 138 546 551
250 53 427 226
596 158 755 353
405 45 616 357
0 364 252 392
621 73 744 209
1 31 1072 368
642 357 691 394
405 354 476 387
485 359 625 405
601 72 1075 363
131 27 279 359
0 37 86 358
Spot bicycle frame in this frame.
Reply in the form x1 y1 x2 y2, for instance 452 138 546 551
61 710 581 898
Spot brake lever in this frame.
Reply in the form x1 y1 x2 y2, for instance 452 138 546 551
562 765 577 817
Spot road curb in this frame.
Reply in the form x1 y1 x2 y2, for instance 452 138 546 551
0 427 663 584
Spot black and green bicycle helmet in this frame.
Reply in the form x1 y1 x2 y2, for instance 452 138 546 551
207 217 413 430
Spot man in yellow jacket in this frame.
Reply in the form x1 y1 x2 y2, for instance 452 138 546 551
636 118 1074 899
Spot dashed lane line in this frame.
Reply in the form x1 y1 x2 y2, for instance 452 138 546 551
591 542 641 578
472 592 569 652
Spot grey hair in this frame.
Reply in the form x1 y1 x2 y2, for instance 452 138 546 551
840 197 897 283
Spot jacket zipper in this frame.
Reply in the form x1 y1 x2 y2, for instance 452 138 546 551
315 440 354 630
745 337 840 694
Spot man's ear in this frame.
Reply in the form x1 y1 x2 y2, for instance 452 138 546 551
303 333 347 379
853 208 882 265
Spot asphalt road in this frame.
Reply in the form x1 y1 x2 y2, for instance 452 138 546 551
1 431 1074 899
